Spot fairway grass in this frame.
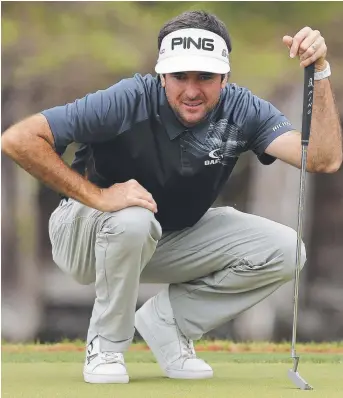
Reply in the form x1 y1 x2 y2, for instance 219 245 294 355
2 342 343 398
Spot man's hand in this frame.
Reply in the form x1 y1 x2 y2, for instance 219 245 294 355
266 26 342 173
97 179 158 214
283 27 327 70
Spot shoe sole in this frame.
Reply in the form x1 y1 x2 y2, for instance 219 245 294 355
84 372 129 384
166 368 213 379
135 308 213 380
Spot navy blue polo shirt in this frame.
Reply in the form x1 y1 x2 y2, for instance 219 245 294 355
42 73 294 230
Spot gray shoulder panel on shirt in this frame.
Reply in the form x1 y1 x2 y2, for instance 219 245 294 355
220 83 295 165
41 73 158 152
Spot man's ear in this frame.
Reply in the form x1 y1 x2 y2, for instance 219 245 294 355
221 73 229 88
160 74 166 87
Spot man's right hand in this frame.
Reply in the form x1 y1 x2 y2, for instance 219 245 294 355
97 179 158 214
1 115 158 214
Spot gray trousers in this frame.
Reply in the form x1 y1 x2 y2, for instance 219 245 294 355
49 199 306 352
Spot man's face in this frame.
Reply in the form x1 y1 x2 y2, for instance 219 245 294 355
162 71 226 127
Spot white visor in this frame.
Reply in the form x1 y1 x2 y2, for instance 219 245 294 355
155 28 230 74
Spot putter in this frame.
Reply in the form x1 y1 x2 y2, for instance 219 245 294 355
287 63 315 391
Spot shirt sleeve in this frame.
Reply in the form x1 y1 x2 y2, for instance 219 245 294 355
244 94 295 165
41 78 141 154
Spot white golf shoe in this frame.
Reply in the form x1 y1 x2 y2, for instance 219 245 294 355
135 290 213 379
83 336 129 383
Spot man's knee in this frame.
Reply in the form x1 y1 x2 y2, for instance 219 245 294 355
276 226 307 281
99 206 162 244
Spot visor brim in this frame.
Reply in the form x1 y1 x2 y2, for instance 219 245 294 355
155 55 230 74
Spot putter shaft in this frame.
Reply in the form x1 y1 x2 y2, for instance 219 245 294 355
291 145 308 367
288 145 313 390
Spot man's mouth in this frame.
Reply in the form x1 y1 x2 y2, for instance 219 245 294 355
182 102 203 108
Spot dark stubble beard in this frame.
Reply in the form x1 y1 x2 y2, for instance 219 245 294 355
169 97 220 128
166 90 220 127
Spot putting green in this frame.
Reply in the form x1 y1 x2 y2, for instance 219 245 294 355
2 343 343 398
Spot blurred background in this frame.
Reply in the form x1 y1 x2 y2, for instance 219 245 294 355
2 1 343 344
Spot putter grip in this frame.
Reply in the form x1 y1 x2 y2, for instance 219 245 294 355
301 63 315 145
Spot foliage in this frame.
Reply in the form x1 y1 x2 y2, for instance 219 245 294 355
2 1 343 103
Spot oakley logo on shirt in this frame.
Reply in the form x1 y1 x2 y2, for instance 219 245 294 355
205 148 222 165
209 149 222 159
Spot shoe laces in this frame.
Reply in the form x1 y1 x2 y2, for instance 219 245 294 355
100 352 125 365
180 333 196 359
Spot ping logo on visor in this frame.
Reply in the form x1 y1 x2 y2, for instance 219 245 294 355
155 28 230 74
171 37 214 51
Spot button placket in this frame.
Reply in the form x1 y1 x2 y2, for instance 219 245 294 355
180 135 193 176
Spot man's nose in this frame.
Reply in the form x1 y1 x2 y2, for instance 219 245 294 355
184 81 201 99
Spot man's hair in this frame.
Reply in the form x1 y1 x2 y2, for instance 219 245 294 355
158 10 232 53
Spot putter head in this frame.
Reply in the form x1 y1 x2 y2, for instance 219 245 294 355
288 369 313 390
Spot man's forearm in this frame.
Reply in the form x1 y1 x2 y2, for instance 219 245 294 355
308 75 342 172
2 115 102 209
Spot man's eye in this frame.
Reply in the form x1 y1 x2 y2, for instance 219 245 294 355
200 74 213 81
172 74 186 80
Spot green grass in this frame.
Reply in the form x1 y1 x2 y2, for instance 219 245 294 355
2 350 343 364
2 343 343 398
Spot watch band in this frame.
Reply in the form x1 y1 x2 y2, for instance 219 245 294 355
314 62 331 80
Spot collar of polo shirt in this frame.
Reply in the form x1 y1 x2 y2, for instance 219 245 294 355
159 86 222 143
